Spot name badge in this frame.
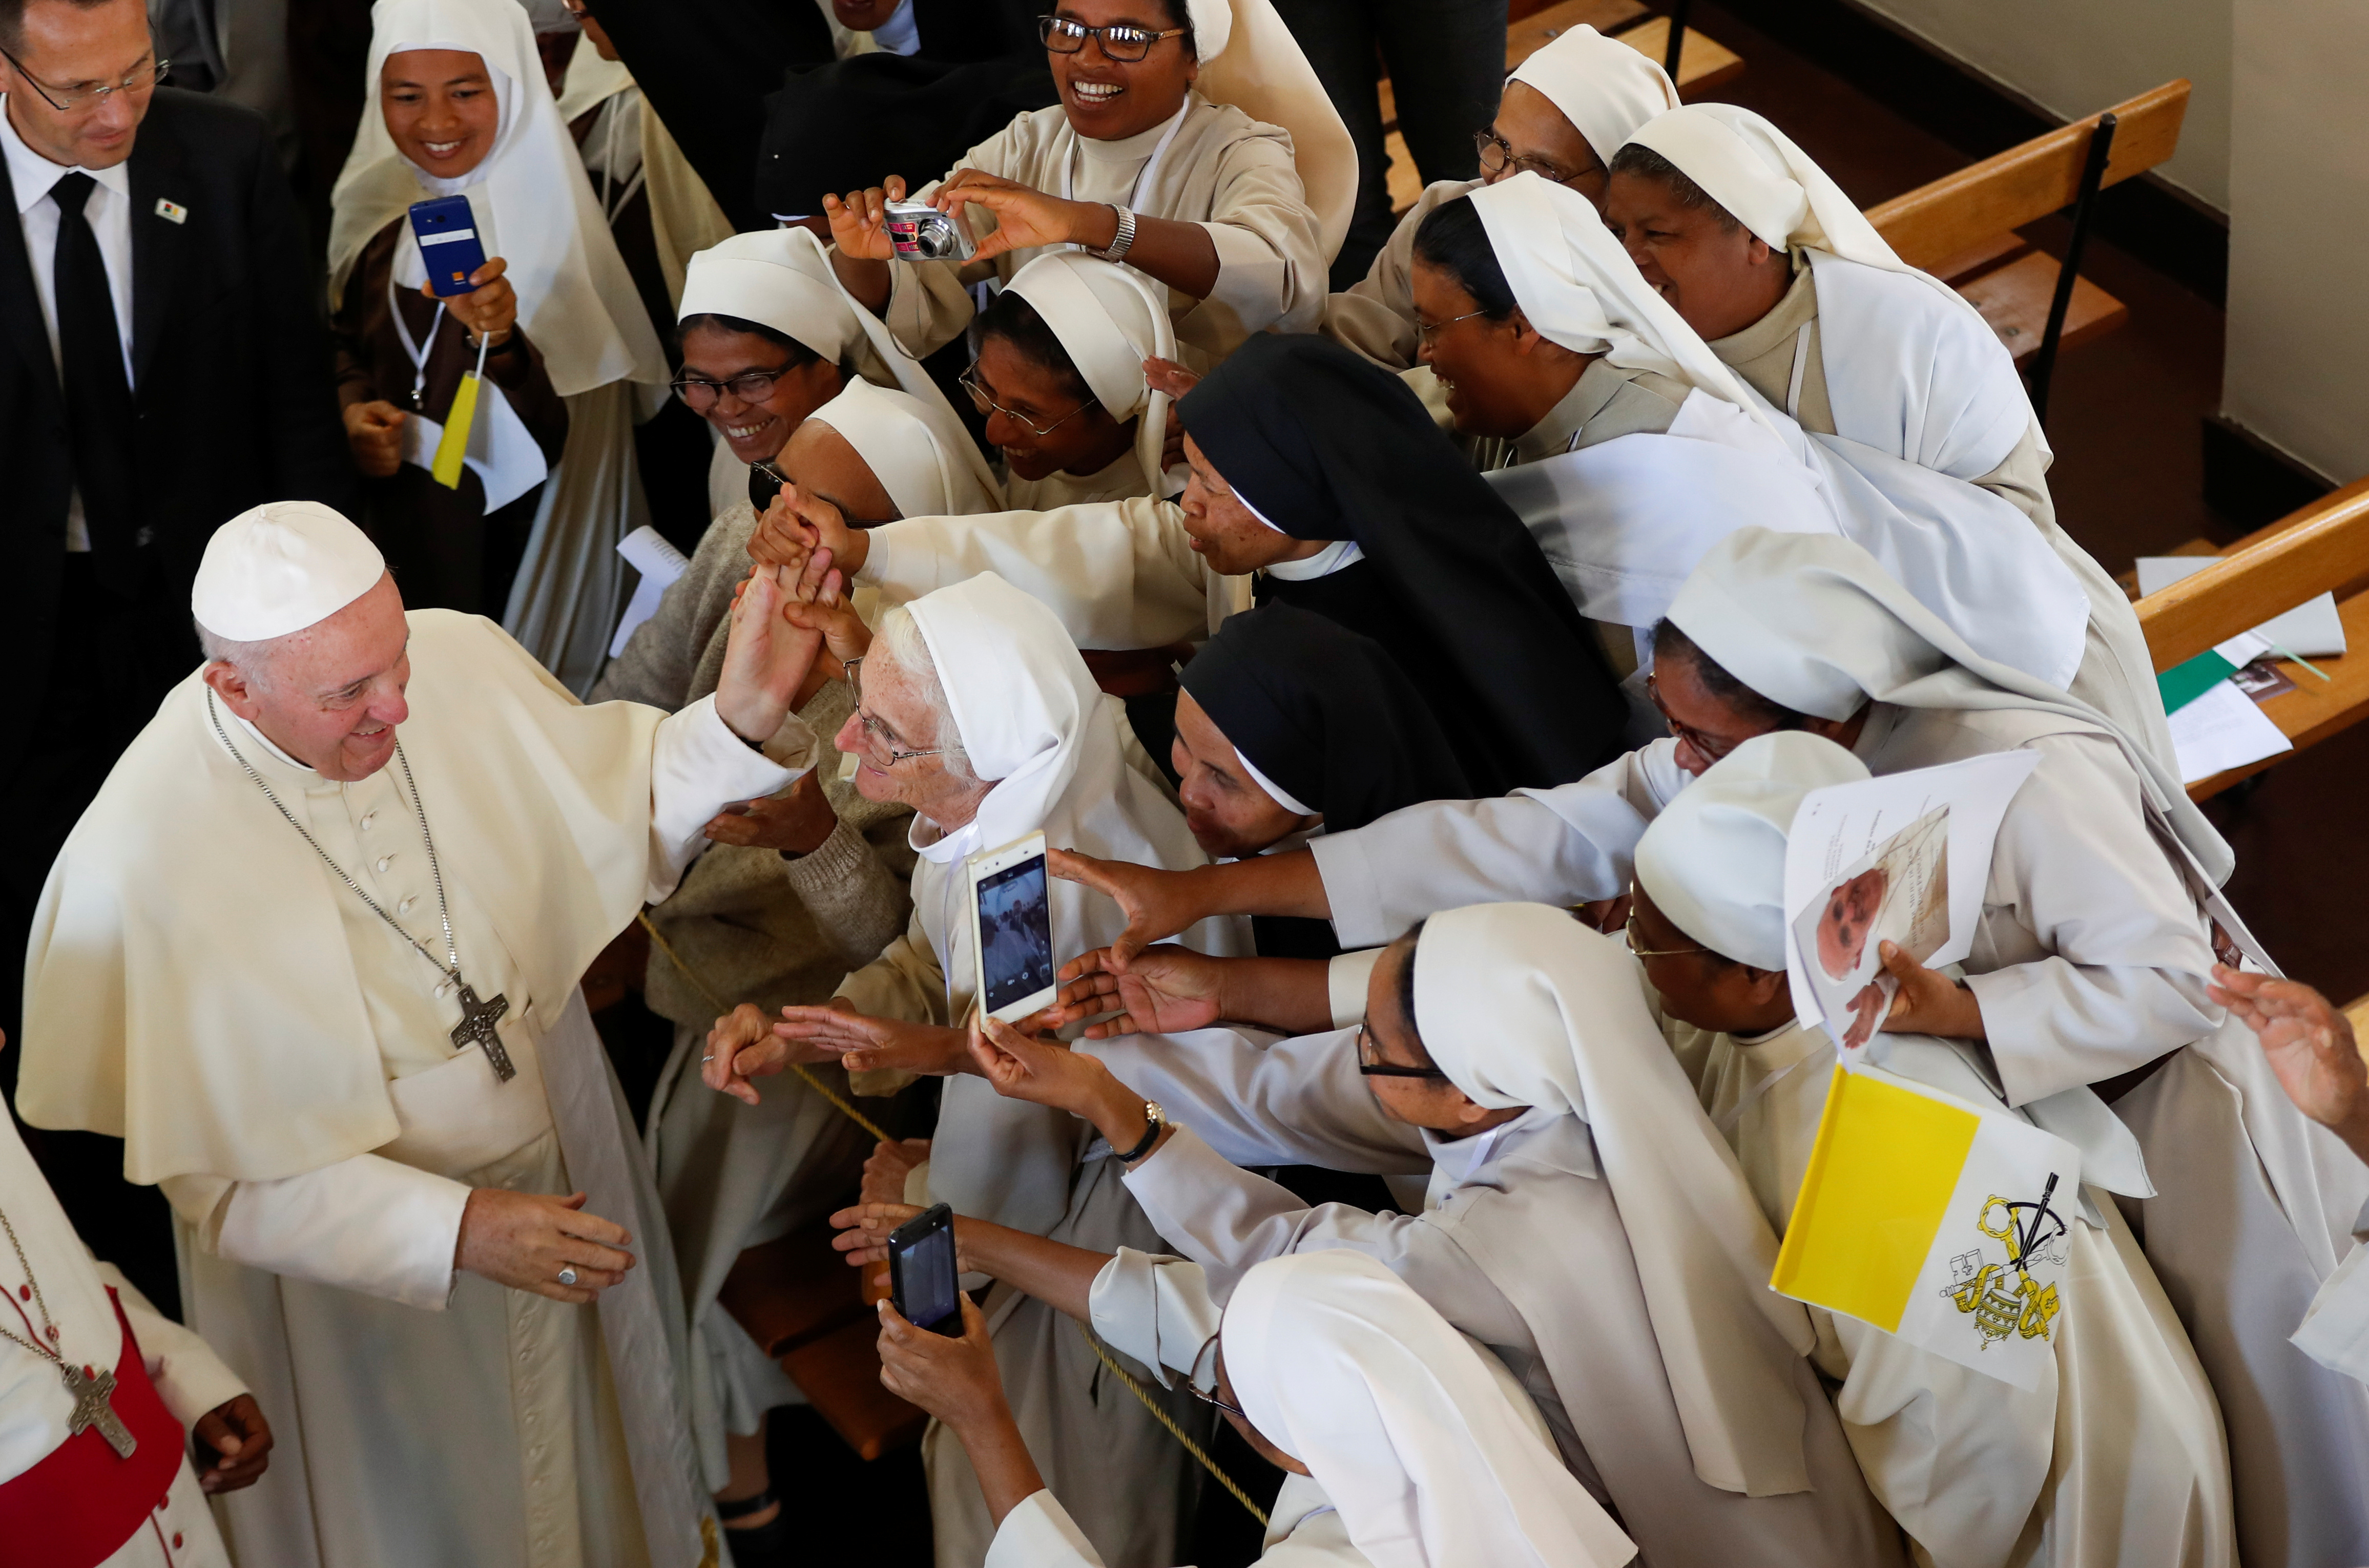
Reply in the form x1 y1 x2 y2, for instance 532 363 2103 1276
153 198 188 224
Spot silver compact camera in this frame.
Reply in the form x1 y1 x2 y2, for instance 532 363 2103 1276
884 199 976 262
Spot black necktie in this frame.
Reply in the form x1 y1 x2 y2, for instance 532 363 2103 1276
52 171 140 588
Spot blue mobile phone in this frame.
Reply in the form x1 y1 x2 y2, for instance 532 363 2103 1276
407 196 487 297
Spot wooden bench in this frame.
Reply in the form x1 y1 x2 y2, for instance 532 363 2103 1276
1865 81 2189 413
717 1220 928 1461
1380 0 1745 214
2131 477 2369 800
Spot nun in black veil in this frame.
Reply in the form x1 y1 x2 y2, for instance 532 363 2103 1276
1175 602 1472 957
1175 332 1630 798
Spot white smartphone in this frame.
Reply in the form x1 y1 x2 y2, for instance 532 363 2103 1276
968 830 1057 1024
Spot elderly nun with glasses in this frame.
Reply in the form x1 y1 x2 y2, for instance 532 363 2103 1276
703 571 1246 1567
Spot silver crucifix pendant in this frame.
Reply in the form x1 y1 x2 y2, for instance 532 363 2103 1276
450 980 516 1082
63 1362 136 1457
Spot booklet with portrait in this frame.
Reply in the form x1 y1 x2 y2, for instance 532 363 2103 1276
1782 752 2041 1055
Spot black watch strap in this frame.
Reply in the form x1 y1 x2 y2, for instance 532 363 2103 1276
1117 1102 1165 1163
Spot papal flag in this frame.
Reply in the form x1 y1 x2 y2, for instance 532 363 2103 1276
1771 1063 2080 1389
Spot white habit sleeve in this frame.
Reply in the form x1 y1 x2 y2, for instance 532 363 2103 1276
211 1153 475 1312
862 500 1217 650
984 1490 1106 1568
1309 740 1687 949
2294 1219 2369 1386
95 1261 249 1428
1087 1248 1224 1387
646 695 806 902
1086 1027 1430 1173
1123 1128 1531 1346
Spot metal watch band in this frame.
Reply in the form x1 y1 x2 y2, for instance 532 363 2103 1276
1094 204 1137 264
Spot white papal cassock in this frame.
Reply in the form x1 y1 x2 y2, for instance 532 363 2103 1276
17 610 805 1568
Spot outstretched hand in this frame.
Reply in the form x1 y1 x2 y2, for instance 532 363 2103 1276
781 1004 976 1079
929 169 1077 264
714 564 823 743
1046 849 1209 967
1054 944 1225 1037
823 176 910 263
2210 965 2369 1162
965 1014 1108 1116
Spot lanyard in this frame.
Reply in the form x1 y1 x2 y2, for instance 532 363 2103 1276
1715 1034 1834 1138
387 265 448 411
1058 99 1190 232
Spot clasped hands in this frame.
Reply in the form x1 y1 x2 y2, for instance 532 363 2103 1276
711 513 869 746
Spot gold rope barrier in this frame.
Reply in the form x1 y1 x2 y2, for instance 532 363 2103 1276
629 910 1273 1524
1073 1319 1271 1527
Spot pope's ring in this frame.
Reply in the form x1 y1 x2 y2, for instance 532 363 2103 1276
557 1267 579 1287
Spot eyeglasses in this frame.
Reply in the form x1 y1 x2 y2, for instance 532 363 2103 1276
960 367 1098 439
1186 1333 1245 1417
1472 128 1591 187
844 657 964 767
672 364 794 412
1354 1023 1448 1080
1624 896 1706 961
1644 671 1741 765
1412 306 1491 346
1 49 168 113
1038 15 1190 61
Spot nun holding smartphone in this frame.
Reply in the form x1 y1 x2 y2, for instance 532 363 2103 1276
329 0 670 692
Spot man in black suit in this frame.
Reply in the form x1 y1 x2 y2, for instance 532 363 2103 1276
1 0 355 1307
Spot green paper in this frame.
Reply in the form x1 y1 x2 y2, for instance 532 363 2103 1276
2157 649 2238 715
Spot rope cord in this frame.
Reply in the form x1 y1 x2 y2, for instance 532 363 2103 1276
634 910 893 1143
1074 1319 1270 1527
630 910 1274 1525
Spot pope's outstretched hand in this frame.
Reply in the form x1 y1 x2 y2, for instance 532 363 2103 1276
713 559 831 743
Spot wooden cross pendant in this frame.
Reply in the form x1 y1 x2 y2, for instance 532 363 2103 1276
63 1362 136 1457
450 979 516 1082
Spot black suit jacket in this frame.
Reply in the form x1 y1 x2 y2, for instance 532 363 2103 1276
0 89 357 734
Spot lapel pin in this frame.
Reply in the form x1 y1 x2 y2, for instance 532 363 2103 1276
154 198 188 224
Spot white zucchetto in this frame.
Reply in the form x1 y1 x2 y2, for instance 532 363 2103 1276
192 502 388 642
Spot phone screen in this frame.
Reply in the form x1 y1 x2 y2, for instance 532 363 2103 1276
976 855 1055 1014
891 1213 961 1335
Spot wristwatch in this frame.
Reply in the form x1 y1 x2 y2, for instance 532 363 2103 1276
1091 204 1138 265
1117 1100 1167 1163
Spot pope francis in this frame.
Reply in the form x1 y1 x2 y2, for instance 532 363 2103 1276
15 501 829 1568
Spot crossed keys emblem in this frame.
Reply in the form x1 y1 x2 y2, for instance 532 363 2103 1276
1942 1172 2067 1349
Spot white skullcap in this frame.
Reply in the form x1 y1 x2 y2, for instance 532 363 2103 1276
1633 732 1868 971
806 378 1003 520
679 227 870 363
192 502 388 641
1505 24 1680 168
1621 104 1906 278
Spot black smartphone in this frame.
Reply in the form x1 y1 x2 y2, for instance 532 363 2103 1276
747 457 787 514
888 1203 961 1336
407 196 487 297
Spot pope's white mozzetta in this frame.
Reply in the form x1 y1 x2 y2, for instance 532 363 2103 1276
18 501 829 1568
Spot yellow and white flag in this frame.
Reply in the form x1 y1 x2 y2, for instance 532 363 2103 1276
1772 1063 2079 1389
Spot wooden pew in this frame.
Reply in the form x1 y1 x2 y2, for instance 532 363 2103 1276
1381 0 1745 214
718 1221 928 1461
2132 478 2369 800
1865 81 2189 393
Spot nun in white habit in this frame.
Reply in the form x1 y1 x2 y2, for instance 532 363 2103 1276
330 0 672 695
675 226 987 521
1457 172 2100 706
704 573 1246 1568
1635 732 2235 1568
1322 24 1679 369
827 0 1354 365
990 250 1183 508
1610 103 2172 767
951 1250 1638 1567
1001 905 1906 1565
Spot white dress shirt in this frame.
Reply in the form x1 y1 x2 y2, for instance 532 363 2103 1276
2 92 136 550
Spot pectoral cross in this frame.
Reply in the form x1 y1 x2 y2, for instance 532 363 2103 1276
63 1362 136 1457
451 979 516 1082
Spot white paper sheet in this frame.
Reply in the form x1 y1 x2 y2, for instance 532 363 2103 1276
606 525 692 658
2166 679 2294 783
1781 751 2042 1050
2136 556 2349 657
